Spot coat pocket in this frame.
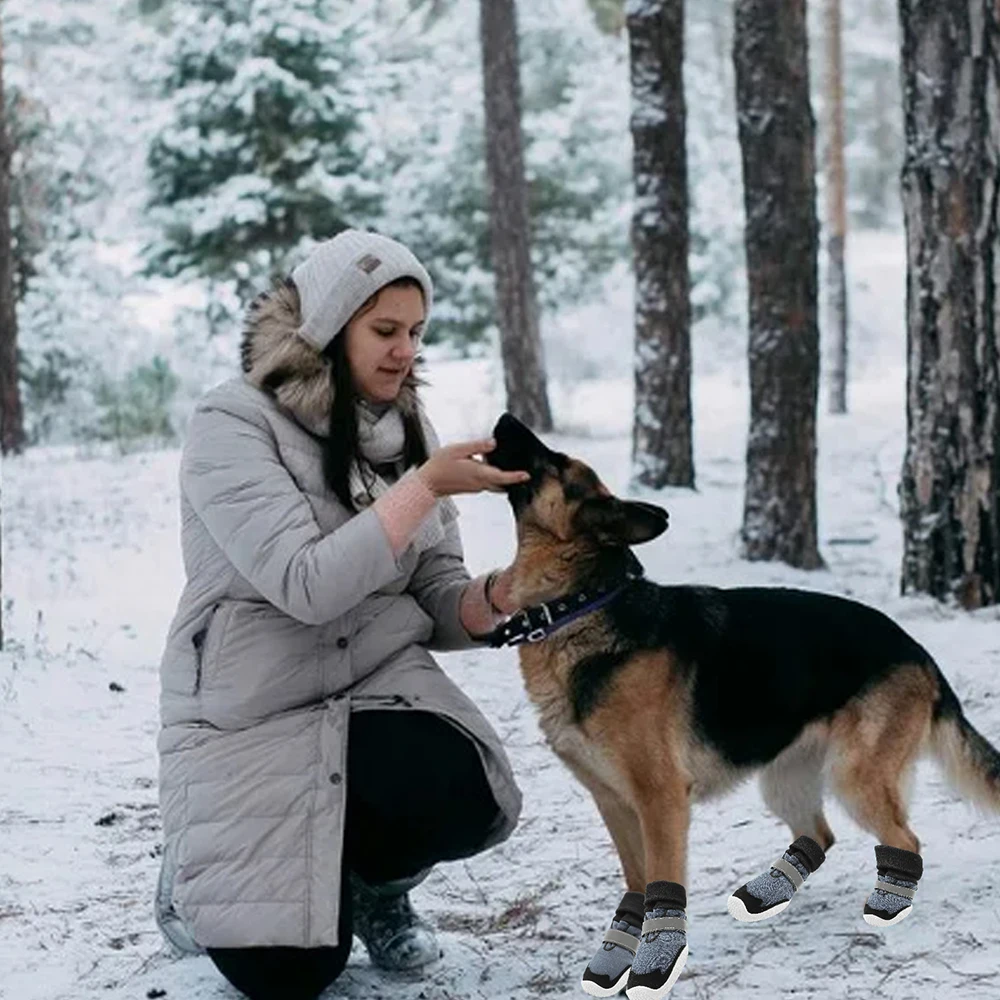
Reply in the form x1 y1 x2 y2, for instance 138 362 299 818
190 602 232 695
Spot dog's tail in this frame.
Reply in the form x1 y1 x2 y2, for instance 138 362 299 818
931 666 1000 813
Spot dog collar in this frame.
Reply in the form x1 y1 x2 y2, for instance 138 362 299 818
481 555 645 649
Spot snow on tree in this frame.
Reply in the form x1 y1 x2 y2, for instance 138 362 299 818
5 0 173 445
378 0 631 349
144 0 384 304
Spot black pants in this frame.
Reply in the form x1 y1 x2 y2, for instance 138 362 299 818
207 709 501 1000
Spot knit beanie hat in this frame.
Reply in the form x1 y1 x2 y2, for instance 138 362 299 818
290 229 434 352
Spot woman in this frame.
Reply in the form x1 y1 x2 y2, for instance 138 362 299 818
154 229 531 1000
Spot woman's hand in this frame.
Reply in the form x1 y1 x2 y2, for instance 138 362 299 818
488 565 519 615
417 439 530 497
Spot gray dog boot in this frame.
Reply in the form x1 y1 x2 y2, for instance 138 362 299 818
728 834 826 922
581 890 644 997
349 868 441 970
624 881 689 1000
863 844 922 927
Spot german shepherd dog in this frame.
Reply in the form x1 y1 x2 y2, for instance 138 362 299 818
484 413 1000 996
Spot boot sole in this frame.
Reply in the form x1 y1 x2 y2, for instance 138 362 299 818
863 905 912 928
581 967 630 997
727 893 790 922
625 944 689 1000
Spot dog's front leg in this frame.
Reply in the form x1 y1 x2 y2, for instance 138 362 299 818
633 771 690 888
619 770 691 1000
557 751 646 892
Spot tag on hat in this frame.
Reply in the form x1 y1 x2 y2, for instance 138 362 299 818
356 254 382 274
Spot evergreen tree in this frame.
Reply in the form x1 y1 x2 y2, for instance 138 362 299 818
479 0 552 430
823 0 849 414
383 0 630 348
145 0 383 303
5 0 152 445
0 14 26 458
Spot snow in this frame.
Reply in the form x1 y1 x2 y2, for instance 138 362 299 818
1 0 995 993
3 233 1000 1000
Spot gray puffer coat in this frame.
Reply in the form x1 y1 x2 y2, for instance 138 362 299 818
154 282 522 951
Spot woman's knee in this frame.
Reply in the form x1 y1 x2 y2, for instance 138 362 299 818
206 881 353 1000
207 943 351 1000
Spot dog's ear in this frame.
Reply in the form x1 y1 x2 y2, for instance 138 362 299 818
574 496 669 546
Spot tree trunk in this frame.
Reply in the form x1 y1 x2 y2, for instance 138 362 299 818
898 0 1000 609
824 0 849 415
627 0 694 489
734 0 823 569
479 0 553 432
0 17 21 650
0 15 25 460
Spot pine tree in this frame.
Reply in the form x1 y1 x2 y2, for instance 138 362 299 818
0 14 25 458
734 0 823 570
823 0 849 414
627 0 693 489
387 0 630 349
479 0 552 430
145 0 382 303
898 0 1000 608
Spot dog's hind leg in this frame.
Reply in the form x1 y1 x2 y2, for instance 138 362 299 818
759 728 836 851
827 665 932 855
728 728 833 923
827 665 933 926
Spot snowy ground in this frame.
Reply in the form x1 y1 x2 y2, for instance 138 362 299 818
3 256 1000 998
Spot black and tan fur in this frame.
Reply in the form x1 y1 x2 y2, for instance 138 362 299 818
486 412 1000 893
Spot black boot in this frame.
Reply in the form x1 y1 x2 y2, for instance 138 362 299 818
349 869 441 971
862 845 922 927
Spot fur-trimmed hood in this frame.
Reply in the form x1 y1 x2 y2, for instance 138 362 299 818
239 277 422 437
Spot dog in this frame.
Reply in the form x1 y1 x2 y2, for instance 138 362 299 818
483 412 1000 997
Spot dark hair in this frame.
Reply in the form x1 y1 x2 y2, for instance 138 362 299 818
320 276 430 511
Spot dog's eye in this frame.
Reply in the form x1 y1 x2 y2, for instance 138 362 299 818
564 482 587 502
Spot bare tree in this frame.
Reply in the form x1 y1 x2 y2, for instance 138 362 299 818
0 15 24 460
627 0 694 489
824 0 849 414
734 0 823 569
479 0 552 432
898 0 1000 609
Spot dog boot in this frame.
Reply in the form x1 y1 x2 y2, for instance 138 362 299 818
349 869 441 970
624 881 688 1000
728 834 826 922
863 844 922 927
581 890 644 997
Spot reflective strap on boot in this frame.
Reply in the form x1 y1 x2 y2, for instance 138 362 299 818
771 857 805 890
875 879 916 899
641 916 687 934
603 928 640 954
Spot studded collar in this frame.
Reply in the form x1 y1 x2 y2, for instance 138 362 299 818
478 551 645 649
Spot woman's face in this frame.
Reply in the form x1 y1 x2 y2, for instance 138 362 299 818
344 284 425 404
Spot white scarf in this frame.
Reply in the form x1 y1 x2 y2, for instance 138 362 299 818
351 399 459 555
